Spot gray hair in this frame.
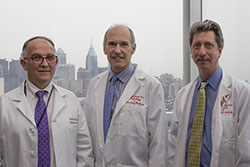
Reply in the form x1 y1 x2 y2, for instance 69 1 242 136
189 19 224 49
103 24 136 48
20 36 55 59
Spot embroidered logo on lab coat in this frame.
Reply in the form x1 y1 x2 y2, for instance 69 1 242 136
127 95 145 106
69 117 78 124
220 94 233 114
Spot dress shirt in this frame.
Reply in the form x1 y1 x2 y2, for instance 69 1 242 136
105 63 135 117
185 67 222 167
25 80 56 167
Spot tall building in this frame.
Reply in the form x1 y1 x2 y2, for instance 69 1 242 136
74 79 84 97
0 78 4 95
55 64 75 91
85 44 98 77
5 59 26 93
77 67 91 97
56 48 67 64
0 59 9 77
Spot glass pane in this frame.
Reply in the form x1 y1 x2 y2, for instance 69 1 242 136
0 0 183 113
203 0 250 82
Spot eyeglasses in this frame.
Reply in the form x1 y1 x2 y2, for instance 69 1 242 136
24 55 57 64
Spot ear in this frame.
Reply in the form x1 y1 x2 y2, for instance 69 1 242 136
103 46 107 55
218 46 223 58
20 59 28 71
131 43 136 54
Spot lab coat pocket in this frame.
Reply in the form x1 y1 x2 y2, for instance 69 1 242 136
220 115 235 149
119 104 147 138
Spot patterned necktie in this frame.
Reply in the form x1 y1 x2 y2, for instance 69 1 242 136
35 90 51 167
187 81 208 167
103 75 118 143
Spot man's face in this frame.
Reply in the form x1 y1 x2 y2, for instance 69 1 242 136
104 26 136 74
21 39 58 89
191 31 222 79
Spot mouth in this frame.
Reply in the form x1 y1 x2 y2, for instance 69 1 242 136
198 58 209 63
111 55 124 60
38 70 50 73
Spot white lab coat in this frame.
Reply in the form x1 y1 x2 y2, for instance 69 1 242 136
168 73 250 167
0 82 94 167
84 65 167 167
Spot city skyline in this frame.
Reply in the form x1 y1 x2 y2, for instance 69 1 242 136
0 0 183 80
0 43 182 116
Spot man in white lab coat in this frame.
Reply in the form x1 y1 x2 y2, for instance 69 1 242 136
168 20 250 167
0 36 94 167
84 24 167 166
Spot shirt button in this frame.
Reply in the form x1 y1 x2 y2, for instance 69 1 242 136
30 150 35 157
30 127 35 133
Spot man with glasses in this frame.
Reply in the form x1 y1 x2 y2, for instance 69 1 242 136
0 36 94 167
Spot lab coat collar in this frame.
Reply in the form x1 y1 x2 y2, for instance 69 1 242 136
51 83 66 120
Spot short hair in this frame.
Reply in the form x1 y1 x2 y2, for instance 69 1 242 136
20 36 55 58
103 24 136 48
189 19 224 49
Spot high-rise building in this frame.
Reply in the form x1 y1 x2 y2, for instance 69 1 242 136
5 59 26 92
77 67 91 96
85 44 98 77
56 48 67 64
55 64 75 91
0 78 4 95
0 59 9 77
54 78 70 90
74 79 84 97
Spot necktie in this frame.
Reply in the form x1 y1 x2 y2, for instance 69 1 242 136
35 90 51 167
187 81 208 167
103 75 118 143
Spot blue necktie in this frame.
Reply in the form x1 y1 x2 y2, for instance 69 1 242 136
103 75 118 143
35 90 51 167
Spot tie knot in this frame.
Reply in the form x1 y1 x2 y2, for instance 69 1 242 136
200 81 208 89
111 75 118 83
36 90 46 98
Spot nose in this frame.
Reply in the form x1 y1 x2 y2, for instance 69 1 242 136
40 57 49 66
198 45 206 56
114 45 122 54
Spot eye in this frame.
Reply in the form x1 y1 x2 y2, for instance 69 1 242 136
31 55 42 61
192 43 200 49
47 55 56 62
205 43 214 49
121 42 129 46
108 41 116 46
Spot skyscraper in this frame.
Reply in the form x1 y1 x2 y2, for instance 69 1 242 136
55 64 75 91
56 47 67 64
77 67 91 97
85 44 98 77
0 59 8 77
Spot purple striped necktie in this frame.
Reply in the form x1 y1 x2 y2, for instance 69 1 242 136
35 90 51 167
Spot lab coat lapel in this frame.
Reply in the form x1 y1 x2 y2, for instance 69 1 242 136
210 73 231 167
13 83 37 126
95 71 109 147
52 85 66 120
174 79 197 166
112 71 141 121
16 95 37 126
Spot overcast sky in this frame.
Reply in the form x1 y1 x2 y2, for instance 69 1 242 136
0 0 183 79
1 0 249 82
202 0 250 82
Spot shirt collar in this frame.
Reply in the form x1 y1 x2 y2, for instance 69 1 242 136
108 64 135 83
196 66 222 91
26 79 53 96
